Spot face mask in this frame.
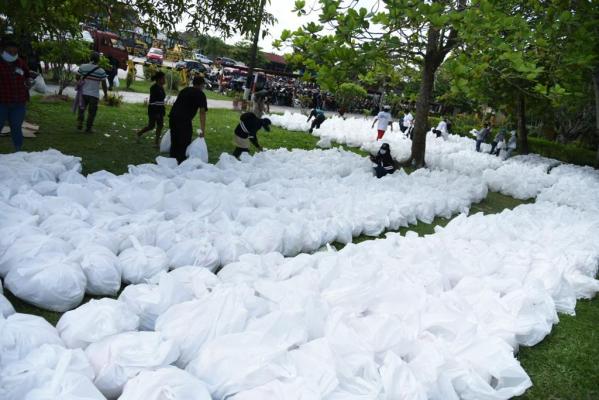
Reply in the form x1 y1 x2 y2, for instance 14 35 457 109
2 51 18 63
380 150 387 155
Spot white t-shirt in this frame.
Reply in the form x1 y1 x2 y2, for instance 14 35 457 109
376 111 392 131
403 112 414 127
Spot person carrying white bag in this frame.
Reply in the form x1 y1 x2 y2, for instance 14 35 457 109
186 136 209 163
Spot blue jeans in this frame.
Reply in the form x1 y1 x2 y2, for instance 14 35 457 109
0 103 27 151
475 139 483 152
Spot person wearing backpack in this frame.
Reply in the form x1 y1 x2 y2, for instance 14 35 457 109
75 52 108 133
0 39 31 152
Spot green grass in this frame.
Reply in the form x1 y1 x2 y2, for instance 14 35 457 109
1 98 597 400
0 98 316 174
121 79 232 101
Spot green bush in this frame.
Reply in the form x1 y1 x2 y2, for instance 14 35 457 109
126 65 135 89
164 70 181 92
335 83 367 110
143 64 158 81
527 137 597 167
105 92 123 107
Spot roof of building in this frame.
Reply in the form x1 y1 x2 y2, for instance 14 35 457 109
263 52 287 65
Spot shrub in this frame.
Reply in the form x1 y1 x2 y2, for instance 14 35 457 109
335 83 367 111
126 63 136 89
35 39 90 95
164 70 181 92
143 63 158 81
105 92 123 107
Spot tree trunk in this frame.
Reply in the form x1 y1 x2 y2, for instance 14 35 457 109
410 61 436 168
592 67 599 165
409 27 442 168
244 0 267 101
516 92 529 154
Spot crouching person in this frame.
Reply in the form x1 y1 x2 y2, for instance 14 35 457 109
233 112 272 158
370 143 396 178
505 131 517 158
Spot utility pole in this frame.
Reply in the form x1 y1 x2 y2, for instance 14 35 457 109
244 0 268 101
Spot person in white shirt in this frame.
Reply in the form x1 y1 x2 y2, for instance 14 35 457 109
403 111 414 138
371 105 393 140
432 117 449 140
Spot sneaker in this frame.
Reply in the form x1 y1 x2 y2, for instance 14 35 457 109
85 127 93 134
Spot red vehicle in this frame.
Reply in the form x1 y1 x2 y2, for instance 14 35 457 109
84 29 129 70
146 47 164 65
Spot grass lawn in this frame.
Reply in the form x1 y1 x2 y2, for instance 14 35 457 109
1 98 597 400
121 78 232 101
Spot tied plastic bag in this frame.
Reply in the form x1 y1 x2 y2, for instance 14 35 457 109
5 255 87 312
185 137 209 163
0 280 15 317
73 244 121 296
118 236 169 284
0 344 95 400
113 75 120 88
22 350 105 400
159 130 171 153
56 298 140 349
0 313 64 368
32 74 47 94
119 367 211 400
85 331 180 399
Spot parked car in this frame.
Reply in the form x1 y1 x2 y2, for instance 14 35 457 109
146 47 164 65
194 53 212 65
175 60 207 73
218 57 238 67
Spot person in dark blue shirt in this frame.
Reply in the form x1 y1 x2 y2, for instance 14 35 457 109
136 71 166 148
307 108 325 134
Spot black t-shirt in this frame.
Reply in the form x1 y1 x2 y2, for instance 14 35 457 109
169 87 208 121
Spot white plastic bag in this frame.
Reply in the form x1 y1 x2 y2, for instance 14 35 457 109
0 344 95 400
22 349 105 400
5 255 86 312
0 313 63 368
85 331 179 399
119 367 211 400
118 236 169 284
56 298 140 349
32 74 47 94
166 239 220 270
185 137 209 163
0 280 15 317
113 75 120 88
118 273 193 331
159 130 171 153
73 244 121 296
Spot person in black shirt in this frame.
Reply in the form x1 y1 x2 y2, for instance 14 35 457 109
136 71 166 148
370 143 396 178
169 75 208 163
233 112 271 158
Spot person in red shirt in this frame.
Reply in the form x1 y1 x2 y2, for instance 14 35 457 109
0 39 30 151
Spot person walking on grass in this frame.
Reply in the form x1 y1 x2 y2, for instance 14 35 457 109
75 52 107 133
475 122 491 152
136 71 166 148
169 75 207 164
372 105 393 140
489 127 508 156
0 39 30 152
